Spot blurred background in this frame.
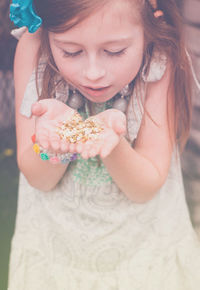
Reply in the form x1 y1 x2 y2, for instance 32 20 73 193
0 1 18 290
0 0 200 289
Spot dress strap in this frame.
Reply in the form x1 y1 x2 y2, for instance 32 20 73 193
11 27 27 40
142 50 167 83
10 28 47 118
185 49 200 91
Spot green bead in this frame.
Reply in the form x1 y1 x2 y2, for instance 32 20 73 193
40 153 49 161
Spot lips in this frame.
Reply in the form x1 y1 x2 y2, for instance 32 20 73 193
84 86 110 91
81 85 111 98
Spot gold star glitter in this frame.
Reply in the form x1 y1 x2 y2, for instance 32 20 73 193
57 113 104 143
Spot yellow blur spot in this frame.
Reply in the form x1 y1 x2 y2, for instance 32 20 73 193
4 149 14 157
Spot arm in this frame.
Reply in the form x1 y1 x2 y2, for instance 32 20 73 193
102 63 174 203
15 30 68 191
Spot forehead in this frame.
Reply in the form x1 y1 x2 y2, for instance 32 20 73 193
50 0 142 43
98 0 142 24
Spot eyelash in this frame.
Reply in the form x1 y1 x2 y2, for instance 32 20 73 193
62 50 82 58
105 49 126 57
62 48 126 58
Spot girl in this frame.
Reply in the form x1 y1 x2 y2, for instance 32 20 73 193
8 0 200 289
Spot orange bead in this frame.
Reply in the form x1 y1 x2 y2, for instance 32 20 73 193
31 134 36 143
154 10 164 18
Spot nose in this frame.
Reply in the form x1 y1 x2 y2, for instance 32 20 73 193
83 55 106 81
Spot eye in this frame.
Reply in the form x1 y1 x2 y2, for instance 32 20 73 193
62 50 83 58
104 48 127 57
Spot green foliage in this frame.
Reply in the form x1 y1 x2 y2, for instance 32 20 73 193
0 127 18 290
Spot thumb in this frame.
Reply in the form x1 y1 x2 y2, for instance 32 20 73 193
31 102 47 117
108 112 126 135
113 119 126 135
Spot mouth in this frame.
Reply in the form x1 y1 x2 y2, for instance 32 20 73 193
81 85 111 98
84 86 110 91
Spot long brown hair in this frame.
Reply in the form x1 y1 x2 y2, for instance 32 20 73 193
33 0 193 151
141 0 193 151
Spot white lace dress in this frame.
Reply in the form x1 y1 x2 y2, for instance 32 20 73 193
8 29 200 290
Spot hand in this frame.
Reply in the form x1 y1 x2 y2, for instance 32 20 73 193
32 98 76 152
75 109 126 159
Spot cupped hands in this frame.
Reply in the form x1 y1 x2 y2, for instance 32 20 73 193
32 99 127 159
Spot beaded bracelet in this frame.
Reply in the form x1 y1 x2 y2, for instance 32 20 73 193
31 134 78 165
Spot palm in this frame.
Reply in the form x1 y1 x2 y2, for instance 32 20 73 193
32 99 75 151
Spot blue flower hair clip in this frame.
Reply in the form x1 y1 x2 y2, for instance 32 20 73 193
10 0 42 33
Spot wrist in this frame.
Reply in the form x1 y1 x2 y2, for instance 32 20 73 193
101 135 125 161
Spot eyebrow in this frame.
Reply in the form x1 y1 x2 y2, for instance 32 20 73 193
53 37 133 46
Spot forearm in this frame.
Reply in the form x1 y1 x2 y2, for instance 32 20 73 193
102 137 166 203
18 144 68 191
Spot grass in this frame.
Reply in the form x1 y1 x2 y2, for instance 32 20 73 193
0 127 19 290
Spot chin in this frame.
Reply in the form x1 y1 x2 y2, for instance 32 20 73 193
79 88 115 103
87 91 117 103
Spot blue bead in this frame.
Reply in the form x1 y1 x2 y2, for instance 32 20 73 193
61 158 70 164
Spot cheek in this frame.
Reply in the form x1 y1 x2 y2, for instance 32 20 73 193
116 55 143 82
51 53 76 78
50 46 78 78
129 55 143 73
126 49 144 77
57 61 80 83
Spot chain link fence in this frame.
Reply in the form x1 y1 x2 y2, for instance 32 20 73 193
0 71 15 129
0 0 17 131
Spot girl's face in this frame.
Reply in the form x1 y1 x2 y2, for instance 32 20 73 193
49 0 144 103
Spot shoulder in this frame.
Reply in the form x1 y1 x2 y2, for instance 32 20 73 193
14 28 41 89
144 60 174 133
14 28 42 115
144 60 172 106
139 50 173 121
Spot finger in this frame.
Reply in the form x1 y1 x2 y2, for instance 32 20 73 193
87 138 103 158
60 140 70 152
39 137 49 149
81 150 89 159
83 139 101 159
69 143 76 153
84 140 93 152
49 133 60 151
37 128 49 149
79 140 91 159
76 142 84 154
113 119 126 135
32 102 47 117
108 112 126 134
88 148 97 158
88 143 100 158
